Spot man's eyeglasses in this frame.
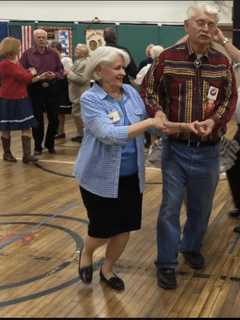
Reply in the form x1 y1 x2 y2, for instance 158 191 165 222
194 19 217 30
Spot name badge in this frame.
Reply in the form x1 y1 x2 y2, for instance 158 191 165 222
108 111 120 123
207 86 219 101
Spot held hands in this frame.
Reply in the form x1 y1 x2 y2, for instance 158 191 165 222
161 121 199 135
28 67 37 76
32 71 56 83
152 112 199 135
41 71 56 80
46 71 56 80
152 112 215 137
193 119 215 137
153 111 168 130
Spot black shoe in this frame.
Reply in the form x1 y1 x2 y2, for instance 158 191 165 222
71 136 83 143
34 149 42 156
229 209 240 218
182 251 205 270
48 148 56 154
55 133 66 139
100 268 125 291
78 249 93 284
233 224 240 233
157 268 177 289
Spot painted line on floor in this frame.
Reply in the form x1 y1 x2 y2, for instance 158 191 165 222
0 202 80 250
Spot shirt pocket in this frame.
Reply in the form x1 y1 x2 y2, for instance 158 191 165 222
131 106 145 123
103 101 124 126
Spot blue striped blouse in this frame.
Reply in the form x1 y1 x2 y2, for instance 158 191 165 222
73 82 147 198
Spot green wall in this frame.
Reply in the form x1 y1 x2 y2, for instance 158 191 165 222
9 20 186 66
71 23 185 65
118 24 185 65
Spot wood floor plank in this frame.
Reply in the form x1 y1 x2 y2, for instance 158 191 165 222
0 117 239 317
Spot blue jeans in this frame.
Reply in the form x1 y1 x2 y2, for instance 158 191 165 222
156 139 220 269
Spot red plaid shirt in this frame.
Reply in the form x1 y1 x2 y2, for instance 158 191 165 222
141 40 238 142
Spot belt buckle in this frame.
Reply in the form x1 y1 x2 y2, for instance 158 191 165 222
188 138 200 147
42 82 49 88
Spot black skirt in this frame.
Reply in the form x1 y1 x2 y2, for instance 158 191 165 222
80 173 143 238
0 97 37 131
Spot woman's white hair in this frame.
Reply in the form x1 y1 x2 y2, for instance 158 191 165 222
151 45 164 59
84 46 130 80
187 3 219 23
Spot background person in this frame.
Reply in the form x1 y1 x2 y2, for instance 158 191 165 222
0 37 38 163
103 28 137 85
49 40 73 139
67 44 90 143
214 27 240 220
20 29 64 155
138 43 154 72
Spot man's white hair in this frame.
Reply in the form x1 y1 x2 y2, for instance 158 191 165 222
151 45 164 59
187 3 219 23
75 43 89 53
84 46 130 81
33 28 47 37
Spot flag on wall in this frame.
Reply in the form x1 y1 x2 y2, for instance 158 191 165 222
21 25 32 55
8 24 32 56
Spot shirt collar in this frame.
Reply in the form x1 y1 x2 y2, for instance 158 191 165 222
32 46 51 54
92 82 129 101
185 39 209 61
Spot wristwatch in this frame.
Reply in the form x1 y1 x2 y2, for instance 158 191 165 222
222 37 230 45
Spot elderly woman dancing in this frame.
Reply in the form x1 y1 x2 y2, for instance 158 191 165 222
73 46 167 291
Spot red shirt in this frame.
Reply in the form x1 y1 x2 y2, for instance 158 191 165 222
0 59 32 99
20 47 64 79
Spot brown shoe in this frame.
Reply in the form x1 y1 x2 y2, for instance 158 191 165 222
3 152 17 162
22 136 38 163
1 136 17 162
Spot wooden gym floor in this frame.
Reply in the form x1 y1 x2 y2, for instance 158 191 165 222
0 115 239 318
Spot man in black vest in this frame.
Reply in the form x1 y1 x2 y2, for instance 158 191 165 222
103 28 137 85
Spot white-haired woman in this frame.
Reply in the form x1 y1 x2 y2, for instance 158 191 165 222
135 45 164 86
74 46 166 291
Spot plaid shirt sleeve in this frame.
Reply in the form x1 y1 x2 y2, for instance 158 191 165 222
211 61 238 129
140 54 166 117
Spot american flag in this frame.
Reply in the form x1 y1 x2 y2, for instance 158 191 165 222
21 25 32 55
8 24 33 56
